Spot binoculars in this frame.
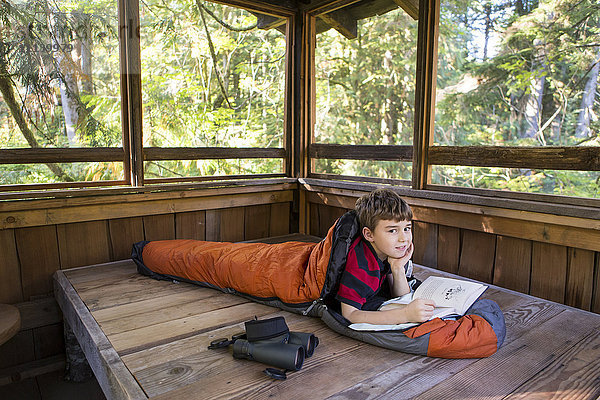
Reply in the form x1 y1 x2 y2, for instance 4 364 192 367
209 316 319 375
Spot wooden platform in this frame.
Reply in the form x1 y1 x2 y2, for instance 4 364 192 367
53 236 600 400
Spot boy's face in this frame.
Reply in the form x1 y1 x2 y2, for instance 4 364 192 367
363 219 412 261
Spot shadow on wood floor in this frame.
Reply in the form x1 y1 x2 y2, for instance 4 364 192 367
0 370 105 400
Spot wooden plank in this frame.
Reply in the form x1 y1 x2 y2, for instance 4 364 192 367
97 293 248 336
138 315 363 399
565 248 595 311
436 225 460 273
243 205 270 241
56 221 111 269
0 147 124 164
53 270 147 399
531 242 567 303
429 145 600 171
309 143 412 161
412 309 600 399
15 297 62 331
0 190 294 230
504 329 600 399
309 202 320 237
175 211 206 240
269 202 290 236
317 204 345 238
413 221 438 268
144 147 286 160
493 236 531 294
0 229 23 303
15 226 61 300
63 260 138 285
0 354 65 386
0 330 35 369
458 230 496 283
108 217 145 260
143 214 175 241
593 253 600 314
220 208 245 242
205 210 221 241
91 288 218 325
110 302 277 355
121 310 292 372
32 323 63 359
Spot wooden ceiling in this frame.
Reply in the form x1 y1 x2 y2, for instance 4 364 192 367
253 0 418 39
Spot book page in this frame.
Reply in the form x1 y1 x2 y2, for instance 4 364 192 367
414 276 486 313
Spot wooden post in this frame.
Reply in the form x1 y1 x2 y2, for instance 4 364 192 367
412 0 440 190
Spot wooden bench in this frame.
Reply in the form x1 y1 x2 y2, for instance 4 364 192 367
53 234 600 399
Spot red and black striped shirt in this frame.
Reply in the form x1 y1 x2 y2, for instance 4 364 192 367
335 236 391 310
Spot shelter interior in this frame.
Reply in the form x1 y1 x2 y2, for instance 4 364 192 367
0 0 599 397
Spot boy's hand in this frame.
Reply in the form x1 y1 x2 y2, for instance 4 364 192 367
388 242 414 275
403 298 436 322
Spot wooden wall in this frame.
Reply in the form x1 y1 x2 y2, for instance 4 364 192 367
306 189 600 314
0 183 293 387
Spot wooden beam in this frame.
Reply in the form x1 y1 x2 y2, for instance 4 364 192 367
393 0 418 20
143 147 286 161
0 148 125 164
412 0 440 189
429 146 600 171
319 9 357 39
309 143 413 161
254 13 287 30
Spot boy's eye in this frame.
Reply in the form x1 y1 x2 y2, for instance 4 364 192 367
389 229 397 233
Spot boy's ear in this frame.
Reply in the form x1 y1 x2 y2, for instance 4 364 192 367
362 226 375 243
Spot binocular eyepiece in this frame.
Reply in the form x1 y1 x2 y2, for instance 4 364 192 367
210 316 319 376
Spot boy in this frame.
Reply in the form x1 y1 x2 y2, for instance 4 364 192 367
336 188 436 325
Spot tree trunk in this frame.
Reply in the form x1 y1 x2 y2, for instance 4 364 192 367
575 52 599 138
522 39 546 140
0 56 72 181
51 13 82 144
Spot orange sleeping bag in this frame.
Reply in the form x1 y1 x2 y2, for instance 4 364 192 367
141 226 334 304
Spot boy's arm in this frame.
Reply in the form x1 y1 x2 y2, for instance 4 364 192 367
341 299 435 325
388 243 414 297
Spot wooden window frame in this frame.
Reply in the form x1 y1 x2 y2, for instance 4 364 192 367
0 0 295 194
306 0 600 207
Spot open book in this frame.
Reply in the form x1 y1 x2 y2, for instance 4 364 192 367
349 276 487 331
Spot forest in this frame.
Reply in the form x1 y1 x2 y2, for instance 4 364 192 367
0 0 598 197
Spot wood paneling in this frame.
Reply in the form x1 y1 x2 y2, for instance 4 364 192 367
244 205 270 241
175 211 206 240
437 225 460 274
108 217 145 260
0 331 35 369
270 202 290 237
531 242 568 303
458 230 496 283
15 226 60 300
219 208 245 242
413 221 438 268
205 210 221 241
0 229 23 303
593 253 600 314
33 324 64 359
316 204 346 238
143 214 175 241
56 221 111 269
493 236 531 294
565 248 595 311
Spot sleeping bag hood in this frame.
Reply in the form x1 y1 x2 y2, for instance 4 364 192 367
132 211 506 359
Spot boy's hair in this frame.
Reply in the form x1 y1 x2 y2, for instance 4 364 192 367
355 188 413 231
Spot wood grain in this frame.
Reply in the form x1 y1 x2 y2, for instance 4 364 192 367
565 248 595 311
413 221 438 268
175 211 206 240
56 221 111 269
15 226 61 299
436 225 460 274
143 214 175 241
458 229 496 283
244 205 270 241
108 217 145 260
269 202 290 236
219 208 245 242
531 242 567 303
0 229 23 303
493 236 531 294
